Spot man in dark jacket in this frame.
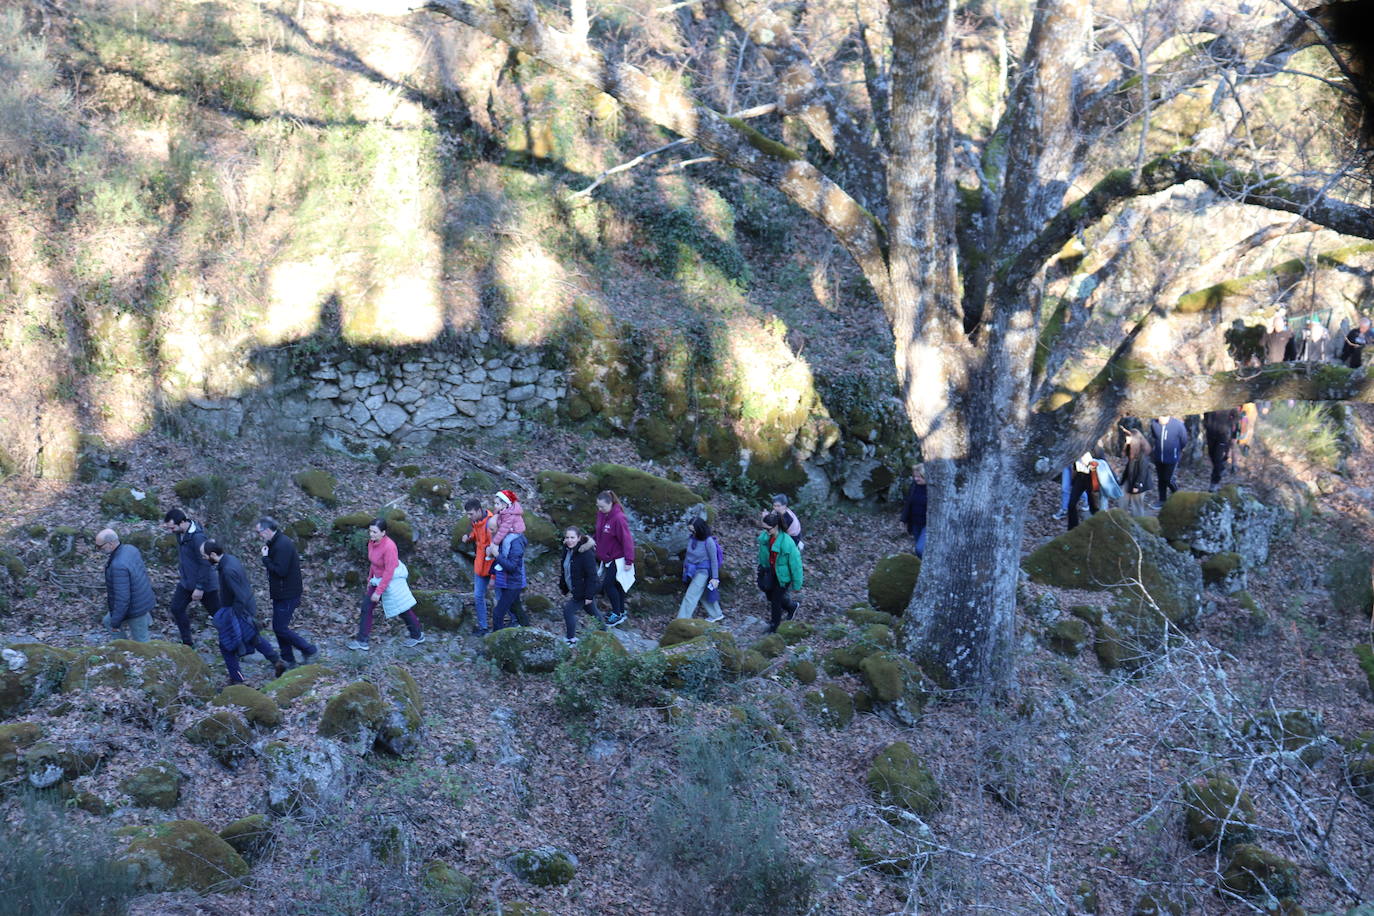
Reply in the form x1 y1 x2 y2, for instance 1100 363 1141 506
1202 409 1239 490
899 464 928 557
558 526 602 644
256 517 317 666
96 528 154 642
203 541 286 685
1341 316 1371 368
1149 415 1189 506
162 508 220 646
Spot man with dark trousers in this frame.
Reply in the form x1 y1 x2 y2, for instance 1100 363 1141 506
1149 415 1190 507
161 508 219 646
1203 409 1239 491
203 540 286 685
257 517 317 667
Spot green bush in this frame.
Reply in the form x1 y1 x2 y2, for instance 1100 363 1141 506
552 632 665 720
1262 402 1341 468
0 793 137 914
645 728 815 915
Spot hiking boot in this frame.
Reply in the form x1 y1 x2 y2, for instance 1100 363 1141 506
272 658 288 678
403 633 426 648
346 639 370 651
225 677 247 687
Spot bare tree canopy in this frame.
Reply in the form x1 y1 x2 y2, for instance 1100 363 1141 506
405 0 1374 689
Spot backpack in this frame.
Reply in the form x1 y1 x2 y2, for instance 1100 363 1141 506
709 535 724 574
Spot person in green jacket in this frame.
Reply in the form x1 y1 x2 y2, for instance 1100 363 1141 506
756 512 803 633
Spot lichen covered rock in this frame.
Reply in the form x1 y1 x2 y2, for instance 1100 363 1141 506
1201 552 1246 594
262 663 335 707
859 652 930 726
318 681 387 752
210 685 282 728
0 643 75 718
1245 709 1324 765
423 859 475 904
120 761 182 809
185 709 255 766
484 627 564 673
293 469 338 507
63 640 214 713
118 819 249 893
803 684 854 728
219 814 272 861
376 666 424 757
866 554 921 616
1221 843 1300 900
867 742 941 816
1047 618 1091 656
509 845 577 887
262 738 349 815
410 589 471 632
1182 775 1257 848
659 618 712 648
0 722 44 781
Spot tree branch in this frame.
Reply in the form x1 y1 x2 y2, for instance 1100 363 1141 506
1003 152 1374 290
422 0 891 300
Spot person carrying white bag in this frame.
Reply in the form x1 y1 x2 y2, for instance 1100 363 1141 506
347 518 425 650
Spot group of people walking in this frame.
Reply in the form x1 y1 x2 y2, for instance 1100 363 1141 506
98 511 316 685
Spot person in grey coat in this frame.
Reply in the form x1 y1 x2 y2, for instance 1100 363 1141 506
96 528 153 642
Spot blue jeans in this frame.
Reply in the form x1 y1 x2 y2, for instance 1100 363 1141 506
911 527 926 558
473 575 490 630
222 634 279 683
271 597 316 664
493 587 527 630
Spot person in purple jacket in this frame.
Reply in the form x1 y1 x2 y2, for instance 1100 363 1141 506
1149 415 1189 506
593 490 634 628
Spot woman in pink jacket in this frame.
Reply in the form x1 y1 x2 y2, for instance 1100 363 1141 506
347 518 424 650
593 490 634 627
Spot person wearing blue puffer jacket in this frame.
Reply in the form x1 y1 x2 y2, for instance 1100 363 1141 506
1149 415 1190 507
490 531 529 631
162 508 220 646
203 540 286 686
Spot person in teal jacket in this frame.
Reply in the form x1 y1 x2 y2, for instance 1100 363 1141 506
756 512 802 633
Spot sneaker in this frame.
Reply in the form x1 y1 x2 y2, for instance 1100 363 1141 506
785 603 797 621
346 639 370 651
606 612 626 628
566 637 579 647
706 614 725 623
403 633 426 648
1051 510 1066 521
272 659 288 678
301 648 320 665
225 677 247 687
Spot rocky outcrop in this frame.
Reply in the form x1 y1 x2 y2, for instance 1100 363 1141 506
117 820 250 893
262 738 349 815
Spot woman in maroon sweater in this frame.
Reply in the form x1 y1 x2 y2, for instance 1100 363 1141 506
593 490 634 627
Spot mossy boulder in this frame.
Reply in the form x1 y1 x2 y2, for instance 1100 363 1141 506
1047 618 1091 657
1182 775 1257 848
173 476 210 500
210 685 282 728
846 606 897 628
849 824 926 876
587 463 704 528
1 643 75 718
1159 489 1233 554
823 643 873 676
377 666 424 758
1327 546 1374 618
1221 844 1300 900
185 709 255 766
286 518 319 541
459 469 496 493
659 618 713 648
738 649 769 676
409 476 452 507
318 681 388 753
332 512 373 533
450 518 475 554
660 636 727 689
293 470 338 507
525 594 553 615
423 859 475 904
535 471 598 529
99 486 161 521
118 820 249 893
523 514 562 551
484 627 564 673
63 640 215 713
1068 604 1104 626
262 738 349 815
120 761 182 809
1202 552 1246 594
1245 709 1324 765
0 722 44 780
509 845 577 887
262 664 334 707
1132 893 1184 915
775 621 814 644
411 590 470 632
219 814 272 862
752 634 786 658
867 741 942 816
803 684 854 728
866 554 921 616
15 738 104 786
787 659 818 684
859 652 931 726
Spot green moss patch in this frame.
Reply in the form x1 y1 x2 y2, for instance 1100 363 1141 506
317 681 387 751
118 820 249 893
120 761 182 809
409 477 452 507
1220 844 1300 900
509 845 577 887
293 469 338 507
210 685 282 728
1182 776 1257 848
1047 618 1091 656
185 709 254 766
63 640 214 712
484 627 564 673
99 486 161 520
219 814 272 861
262 663 334 707
775 621 815 644
867 742 941 816
866 554 921 616
803 684 854 728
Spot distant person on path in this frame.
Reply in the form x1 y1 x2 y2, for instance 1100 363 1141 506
1234 403 1258 471
1297 319 1330 362
899 464 928 556
593 490 634 628
460 498 496 637
1149 415 1189 506
1067 452 1101 530
558 526 601 644
678 517 724 622
256 517 317 667
771 495 803 550
347 519 424 651
1120 426 1153 516
1341 316 1371 368
162 508 219 646
756 512 802 633
96 529 153 642
485 490 526 559
1261 314 1296 364
491 530 529 630
1203 409 1239 490
202 540 286 685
